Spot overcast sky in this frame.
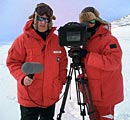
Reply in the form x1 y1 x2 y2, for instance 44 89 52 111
1 0 130 43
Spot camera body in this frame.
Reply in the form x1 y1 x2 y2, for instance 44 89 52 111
58 22 90 47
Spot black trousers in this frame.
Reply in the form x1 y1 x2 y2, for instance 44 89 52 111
20 104 55 120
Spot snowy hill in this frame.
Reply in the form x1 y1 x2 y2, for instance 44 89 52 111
111 14 130 28
0 15 130 120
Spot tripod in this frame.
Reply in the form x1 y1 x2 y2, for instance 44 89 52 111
57 56 96 120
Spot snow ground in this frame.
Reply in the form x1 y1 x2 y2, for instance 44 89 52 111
0 24 130 120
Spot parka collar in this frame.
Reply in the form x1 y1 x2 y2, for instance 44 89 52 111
90 24 111 39
23 19 56 41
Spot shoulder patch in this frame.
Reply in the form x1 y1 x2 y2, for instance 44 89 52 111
110 44 117 49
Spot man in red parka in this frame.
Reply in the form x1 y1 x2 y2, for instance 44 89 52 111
77 7 124 120
6 3 68 120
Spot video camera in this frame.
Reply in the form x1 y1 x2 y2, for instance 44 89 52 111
58 22 91 47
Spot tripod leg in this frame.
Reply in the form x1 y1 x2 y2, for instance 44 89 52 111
57 66 73 120
80 78 96 120
74 71 86 120
75 81 86 120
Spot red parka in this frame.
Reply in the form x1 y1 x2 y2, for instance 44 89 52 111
6 20 68 107
83 24 124 106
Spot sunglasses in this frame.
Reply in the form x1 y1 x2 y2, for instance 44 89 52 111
37 16 50 23
88 19 96 24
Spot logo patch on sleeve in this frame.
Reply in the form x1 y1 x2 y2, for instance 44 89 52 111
110 44 117 49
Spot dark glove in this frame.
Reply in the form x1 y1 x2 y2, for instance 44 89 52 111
68 48 88 58
79 49 88 58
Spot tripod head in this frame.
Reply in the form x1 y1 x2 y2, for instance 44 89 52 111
68 47 84 68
